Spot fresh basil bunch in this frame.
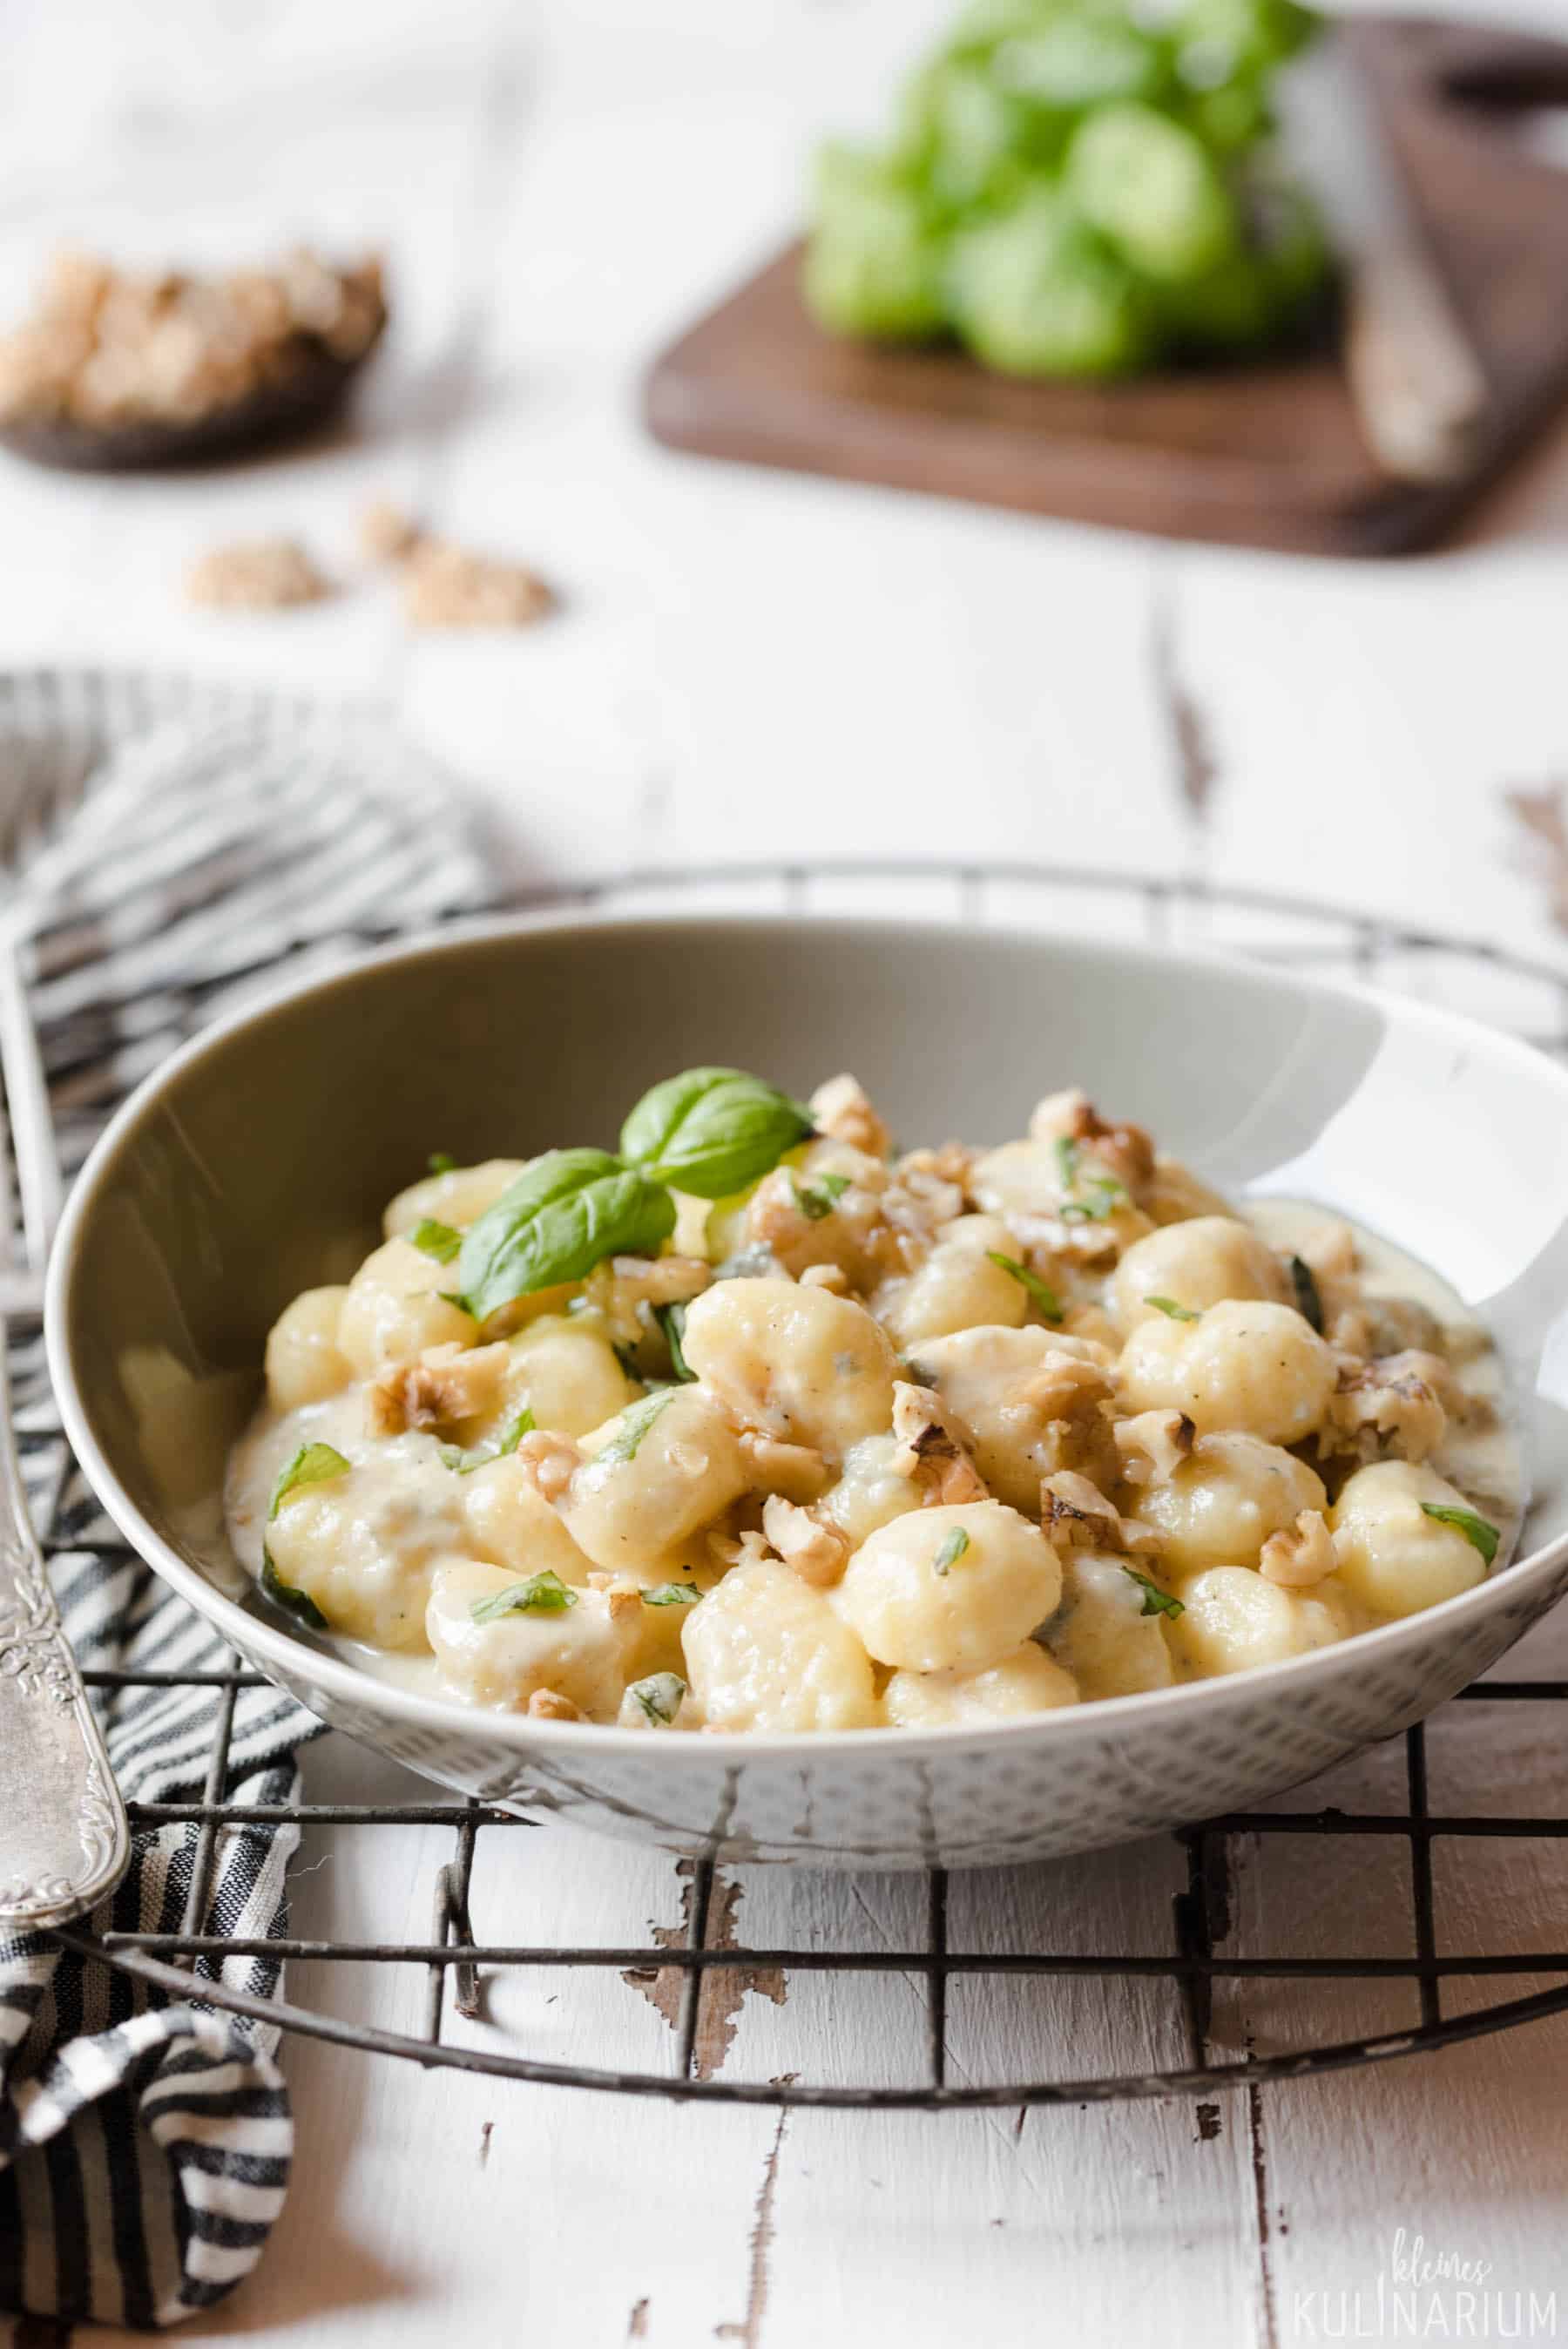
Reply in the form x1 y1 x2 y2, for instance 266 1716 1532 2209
451 1068 814 1324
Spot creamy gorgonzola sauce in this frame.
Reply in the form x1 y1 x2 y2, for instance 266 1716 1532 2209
225 1074 1523 1733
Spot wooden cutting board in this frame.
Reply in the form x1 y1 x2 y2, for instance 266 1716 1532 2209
643 19 1568 556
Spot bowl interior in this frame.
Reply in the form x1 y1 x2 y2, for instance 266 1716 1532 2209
51 914 1568 1662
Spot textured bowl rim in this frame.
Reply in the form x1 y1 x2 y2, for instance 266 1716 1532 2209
44 903 1568 1767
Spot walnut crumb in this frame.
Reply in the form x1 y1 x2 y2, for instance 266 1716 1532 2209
402 538 554 630
527 1688 583 1722
360 498 424 564
186 537 329 612
1259 1509 1337 1588
761 1495 848 1587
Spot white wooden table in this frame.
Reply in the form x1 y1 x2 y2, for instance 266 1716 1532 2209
4 0 1568 2340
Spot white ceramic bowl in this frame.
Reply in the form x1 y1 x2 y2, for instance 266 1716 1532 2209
46 911 1568 1869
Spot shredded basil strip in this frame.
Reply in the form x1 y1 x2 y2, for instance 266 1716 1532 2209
619 1066 814 1201
439 1407 536 1477
642 1581 700 1607
457 1147 676 1323
1289 1254 1325 1333
932 1527 970 1576
791 1171 851 1222
1123 1565 1185 1620
412 1217 462 1265
1062 1175 1128 1224
261 1547 329 1630
1054 1134 1080 1189
1146 1295 1201 1323
655 1302 695 1383
985 1251 1063 1323
628 1671 687 1726
268 1441 351 1520
597 1389 676 1466
470 1569 578 1624
428 1151 456 1175
1420 1502 1500 1566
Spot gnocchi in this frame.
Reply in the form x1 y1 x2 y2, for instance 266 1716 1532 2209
226 1067 1517 1734
832 1500 1061 1671
1117 1298 1336 1444
1329 1459 1490 1619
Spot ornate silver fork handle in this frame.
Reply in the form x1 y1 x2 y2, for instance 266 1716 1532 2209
0 938 130 1932
0 1325 129 1927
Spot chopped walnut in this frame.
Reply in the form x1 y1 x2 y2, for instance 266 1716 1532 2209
1039 1471 1159 1557
890 1381 990 1505
1324 1354 1448 1466
1026 1089 1156 1193
361 498 423 563
0 245 385 430
513 1428 582 1504
761 1494 848 1587
401 538 554 630
1113 1409 1196 1487
742 1154 916 1290
1017 1350 1120 1486
366 1340 510 1438
709 1526 772 1573
882 1163 966 1232
186 537 330 612
1260 1509 1337 1588
895 1141 976 1193
527 1688 584 1722
809 1073 892 1160
739 1431 829 1504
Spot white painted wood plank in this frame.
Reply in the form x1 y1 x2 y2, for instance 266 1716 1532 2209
1204 1596 1568 2343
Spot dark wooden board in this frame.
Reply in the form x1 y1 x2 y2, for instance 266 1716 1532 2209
644 20 1568 556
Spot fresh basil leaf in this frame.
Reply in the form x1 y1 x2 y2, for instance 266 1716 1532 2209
268 1441 350 1520
985 1251 1063 1323
412 1217 462 1265
457 1148 676 1323
428 1151 457 1174
643 1581 700 1606
1123 1565 1185 1620
439 1407 536 1476
619 1067 814 1201
1289 1254 1324 1333
261 1546 329 1630
655 1302 695 1384
627 1671 688 1727
436 1290 471 1313
791 1171 851 1222
1146 1295 1201 1322
1419 1503 1499 1566
470 1569 578 1624
597 1390 675 1466
932 1527 970 1576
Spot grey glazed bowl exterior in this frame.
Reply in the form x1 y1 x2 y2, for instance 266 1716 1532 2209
45 911 1568 1870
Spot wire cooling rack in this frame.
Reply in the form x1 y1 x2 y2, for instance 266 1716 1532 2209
41 858 1568 2109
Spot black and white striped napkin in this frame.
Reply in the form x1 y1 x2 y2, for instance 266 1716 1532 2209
0 672 490 2327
